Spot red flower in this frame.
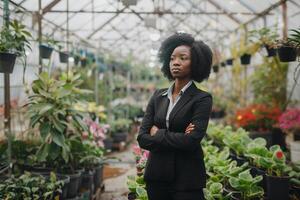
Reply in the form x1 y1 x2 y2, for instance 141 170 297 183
276 151 284 159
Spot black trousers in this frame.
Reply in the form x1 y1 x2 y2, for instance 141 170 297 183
146 182 205 200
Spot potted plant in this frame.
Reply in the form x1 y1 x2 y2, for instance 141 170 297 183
0 19 32 73
27 72 92 198
276 38 297 62
39 35 59 59
228 169 264 200
248 27 279 57
212 64 219 73
226 58 233 65
0 172 65 199
235 104 282 147
204 181 231 200
262 145 290 200
110 118 131 143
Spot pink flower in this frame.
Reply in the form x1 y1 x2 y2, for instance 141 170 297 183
143 151 149 159
82 131 89 139
133 144 142 156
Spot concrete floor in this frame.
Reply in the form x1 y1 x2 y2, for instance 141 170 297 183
100 144 136 200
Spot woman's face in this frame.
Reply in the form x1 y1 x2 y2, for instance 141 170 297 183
169 45 192 80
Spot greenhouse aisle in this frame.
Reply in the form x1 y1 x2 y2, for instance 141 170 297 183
101 144 136 200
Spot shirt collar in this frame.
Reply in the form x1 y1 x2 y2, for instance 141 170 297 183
162 81 193 96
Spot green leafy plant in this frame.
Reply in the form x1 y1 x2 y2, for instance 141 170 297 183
223 128 251 156
0 19 32 56
127 175 148 200
204 181 231 200
110 118 132 134
0 172 64 200
288 162 300 187
229 169 264 200
288 28 300 49
27 72 91 168
248 27 279 48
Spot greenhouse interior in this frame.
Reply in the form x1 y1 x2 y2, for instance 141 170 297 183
0 0 300 199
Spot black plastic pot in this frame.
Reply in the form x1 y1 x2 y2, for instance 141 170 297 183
220 62 226 67
59 51 69 63
0 52 17 73
226 58 233 65
57 174 71 200
104 138 113 151
81 58 87 67
93 163 104 193
58 171 82 198
39 45 53 59
112 132 128 143
240 53 251 65
265 45 276 57
80 169 94 199
278 46 297 62
212 65 219 73
266 175 290 200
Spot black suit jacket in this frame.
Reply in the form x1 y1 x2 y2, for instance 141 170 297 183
137 82 212 190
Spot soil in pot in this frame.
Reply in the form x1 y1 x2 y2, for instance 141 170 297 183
0 52 17 73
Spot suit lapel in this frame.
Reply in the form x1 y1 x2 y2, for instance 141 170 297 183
156 90 169 126
168 83 198 126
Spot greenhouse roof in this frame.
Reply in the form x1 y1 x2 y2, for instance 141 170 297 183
2 0 300 64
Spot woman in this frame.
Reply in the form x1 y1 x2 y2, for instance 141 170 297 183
137 32 213 200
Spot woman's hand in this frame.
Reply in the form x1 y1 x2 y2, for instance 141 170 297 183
185 123 195 135
150 125 159 136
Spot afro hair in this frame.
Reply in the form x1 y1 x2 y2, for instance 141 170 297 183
158 32 212 83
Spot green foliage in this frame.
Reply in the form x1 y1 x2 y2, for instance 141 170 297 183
112 104 143 120
248 27 279 47
251 56 288 109
0 19 32 55
27 72 91 166
229 169 264 200
288 162 300 186
288 28 300 48
223 128 251 156
0 172 64 200
110 118 132 134
127 175 147 200
204 182 231 200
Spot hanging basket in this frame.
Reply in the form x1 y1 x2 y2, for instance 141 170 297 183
240 53 251 65
81 58 87 67
226 58 233 65
212 65 219 73
0 52 17 73
59 51 69 63
265 45 276 57
39 45 53 59
278 46 297 62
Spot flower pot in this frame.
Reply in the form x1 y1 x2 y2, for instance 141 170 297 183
104 138 113 151
290 141 300 163
226 58 233 65
220 62 226 67
0 52 17 73
81 58 87 67
240 53 251 65
80 169 94 199
271 128 286 150
58 171 82 198
266 175 290 200
278 46 297 62
112 132 128 143
39 45 53 59
59 51 69 63
265 45 276 57
93 163 104 193
212 65 219 73
57 174 70 200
